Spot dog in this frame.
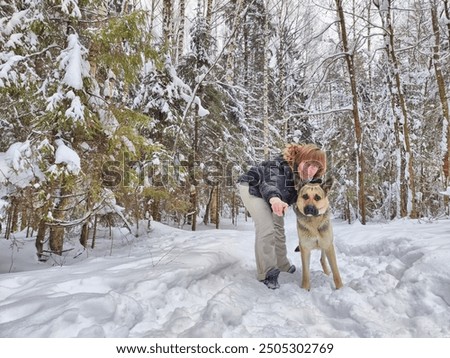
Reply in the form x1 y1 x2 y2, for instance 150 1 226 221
293 178 343 290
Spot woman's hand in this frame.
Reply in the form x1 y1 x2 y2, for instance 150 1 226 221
269 197 288 216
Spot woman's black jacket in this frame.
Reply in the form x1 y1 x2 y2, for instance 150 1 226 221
239 155 298 206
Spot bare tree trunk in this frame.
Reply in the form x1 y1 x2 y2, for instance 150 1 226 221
80 194 91 248
26 209 32 238
276 2 287 140
49 178 70 255
231 191 236 225
91 214 98 249
434 0 450 194
152 198 161 222
444 0 450 48
20 197 27 231
10 197 19 233
149 0 157 32
203 187 214 225
243 6 250 125
215 185 220 229
163 0 174 50
5 201 13 240
134 189 140 235
189 115 199 231
263 3 270 160
35 220 46 261
205 0 213 28
335 0 367 224
376 0 417 218
346 195 351 224
35 186 54 260
225 0 244 83
210 186 217 225
80 222 89 248
210 185 220 228
49 227 65 255
190 185 198 231
176 0 186 62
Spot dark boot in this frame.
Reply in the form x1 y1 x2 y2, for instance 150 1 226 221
261 268 280 289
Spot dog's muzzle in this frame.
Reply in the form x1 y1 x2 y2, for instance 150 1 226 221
304 205 319 216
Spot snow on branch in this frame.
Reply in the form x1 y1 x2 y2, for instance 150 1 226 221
60 0 82 18
57 33 90 90
1 9 29 36
48 139 81 176
0 54 24 87
180 92 210 118
65 90 85 122
0 141 46 188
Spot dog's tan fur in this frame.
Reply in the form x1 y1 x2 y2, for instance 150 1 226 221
293 179 343 290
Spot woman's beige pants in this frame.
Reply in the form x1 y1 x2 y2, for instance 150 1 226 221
239 183 292 280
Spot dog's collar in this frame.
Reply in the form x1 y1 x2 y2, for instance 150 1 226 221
308 178 322 184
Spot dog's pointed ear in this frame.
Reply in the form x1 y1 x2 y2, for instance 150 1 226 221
321 177 334 194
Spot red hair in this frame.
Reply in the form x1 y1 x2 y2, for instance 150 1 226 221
283 143 327 177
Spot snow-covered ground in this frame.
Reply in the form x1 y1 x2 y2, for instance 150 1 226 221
0 211 449 338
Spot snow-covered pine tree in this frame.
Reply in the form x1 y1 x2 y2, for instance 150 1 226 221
0 0 163 255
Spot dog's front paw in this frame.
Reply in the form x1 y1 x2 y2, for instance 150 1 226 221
301 283 311 291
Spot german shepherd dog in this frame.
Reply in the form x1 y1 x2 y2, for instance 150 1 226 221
293 178 343 290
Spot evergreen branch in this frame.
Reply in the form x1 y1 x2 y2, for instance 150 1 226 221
25 44 62 59
44 200 106 228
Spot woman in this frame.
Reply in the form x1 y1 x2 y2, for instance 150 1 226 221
238 143 327 289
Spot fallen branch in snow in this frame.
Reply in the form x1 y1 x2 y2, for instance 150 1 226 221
8 234 22 273
107 202 135 236
152 247 176 267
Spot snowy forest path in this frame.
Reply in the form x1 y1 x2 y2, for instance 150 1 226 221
0 214 449 337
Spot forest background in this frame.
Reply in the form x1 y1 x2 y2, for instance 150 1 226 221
1 0 450 260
